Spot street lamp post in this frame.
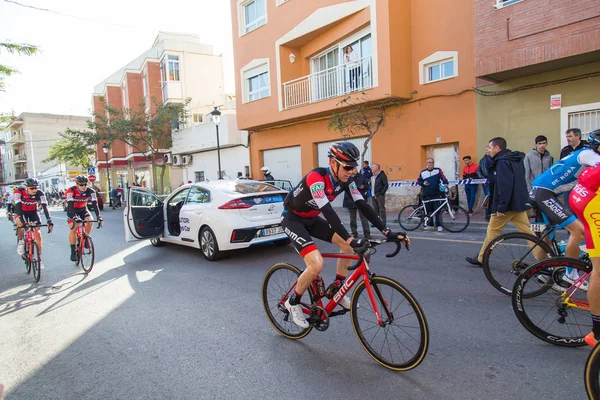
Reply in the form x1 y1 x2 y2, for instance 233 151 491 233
210 107 222 180
102 144 111 197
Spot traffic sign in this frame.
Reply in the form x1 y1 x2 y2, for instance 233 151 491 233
88 175 97 183
87 167 96 176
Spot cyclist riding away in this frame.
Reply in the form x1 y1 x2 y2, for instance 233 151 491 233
567 130 600 346
529 131 600 283
14 178 54 269
281 142 409 328
66 175 103 261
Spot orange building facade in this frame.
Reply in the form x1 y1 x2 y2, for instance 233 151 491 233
231 0 476 187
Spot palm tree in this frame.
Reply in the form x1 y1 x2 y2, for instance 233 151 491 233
0 41 39 91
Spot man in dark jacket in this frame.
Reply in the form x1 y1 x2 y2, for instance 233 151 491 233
466 137 533 266
478 154 492 220
362 160 373 200
343 168 371 238
371 163 388 226
560 128 589 159
417 158 448 231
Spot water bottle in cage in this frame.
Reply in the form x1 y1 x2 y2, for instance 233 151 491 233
313 275 326 298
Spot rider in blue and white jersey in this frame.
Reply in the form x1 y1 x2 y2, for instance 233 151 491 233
530 134 600 264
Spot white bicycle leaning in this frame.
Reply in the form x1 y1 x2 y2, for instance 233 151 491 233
397 195 470 232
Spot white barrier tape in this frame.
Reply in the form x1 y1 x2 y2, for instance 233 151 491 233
389 179 488 187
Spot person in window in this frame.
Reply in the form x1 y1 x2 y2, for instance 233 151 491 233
344 45 361 91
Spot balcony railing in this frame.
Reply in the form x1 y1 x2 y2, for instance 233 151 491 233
283 56 373 110
8 133 25 144
15 172 28 180
13 154 27 163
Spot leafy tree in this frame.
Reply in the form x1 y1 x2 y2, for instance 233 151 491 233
67 97 190 194
43 132 95 168
0 42 39 91
328 92 416 165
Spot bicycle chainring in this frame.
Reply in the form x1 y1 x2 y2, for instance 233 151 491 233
309 305 330 331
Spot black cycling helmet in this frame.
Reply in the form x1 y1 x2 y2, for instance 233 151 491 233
75 175 88 185
588 129 600 150
327 142 360 167
24 178 39 188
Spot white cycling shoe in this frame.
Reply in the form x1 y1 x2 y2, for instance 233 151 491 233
284 299 309 329
16 241 24 256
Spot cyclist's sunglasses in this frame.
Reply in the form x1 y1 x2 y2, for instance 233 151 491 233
335 160 356 171
77 183 87 187
27 186 38 190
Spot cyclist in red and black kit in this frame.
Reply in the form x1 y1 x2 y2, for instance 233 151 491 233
66 175 103 261
14 178 54 269
282 142 409 328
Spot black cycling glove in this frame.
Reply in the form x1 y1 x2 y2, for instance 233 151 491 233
350 238 371 249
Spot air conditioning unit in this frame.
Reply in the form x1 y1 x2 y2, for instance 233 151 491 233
164 153 173 164
172 155 183 166
182 155 192 165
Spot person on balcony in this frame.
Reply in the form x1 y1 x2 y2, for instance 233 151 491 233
344 45 361 91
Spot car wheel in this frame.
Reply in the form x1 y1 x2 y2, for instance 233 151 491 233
274 238 291 247
150 237 164 247
200 227 222 261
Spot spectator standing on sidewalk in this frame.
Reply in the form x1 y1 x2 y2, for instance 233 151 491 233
362 160 373 201
343 167 371 239
478 153 493 221
524 135 553 192
417 158 448 232
560 128 589 159
466 137 531 267
371 163 388 226
462 156 478 214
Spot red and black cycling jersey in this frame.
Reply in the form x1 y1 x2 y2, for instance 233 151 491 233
65 185 99 218
13 186 50 220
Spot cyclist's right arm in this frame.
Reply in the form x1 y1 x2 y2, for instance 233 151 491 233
306 171 352 241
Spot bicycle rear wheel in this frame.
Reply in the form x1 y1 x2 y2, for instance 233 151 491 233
31 241 41 283
482 232 555 296
512 257 591 347
585 341 600 400
397 205 424 231
80 234 95 273
262 263 313 339
439 205 469 232
351 276 428 370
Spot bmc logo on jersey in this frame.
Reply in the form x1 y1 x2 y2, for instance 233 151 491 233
310 182 325 198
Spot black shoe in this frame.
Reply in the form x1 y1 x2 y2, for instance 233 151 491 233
465 256 483 267
70 253 77 262
365 235 372 240
352 233 358 238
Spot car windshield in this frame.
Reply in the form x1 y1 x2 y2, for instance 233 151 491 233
219 182 282 195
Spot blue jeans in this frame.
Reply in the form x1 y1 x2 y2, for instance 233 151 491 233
482 184 490 216
464 184 477 212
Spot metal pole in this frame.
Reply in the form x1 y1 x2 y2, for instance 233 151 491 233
105 152 111 194
216 124 222 180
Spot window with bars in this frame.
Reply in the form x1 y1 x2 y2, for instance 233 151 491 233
569 109 600 138
195 171 205 182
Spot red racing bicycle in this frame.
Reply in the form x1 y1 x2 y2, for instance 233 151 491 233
262 238 429 370
17 222 51 282
72 218 102 273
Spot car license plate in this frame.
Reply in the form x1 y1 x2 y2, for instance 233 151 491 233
262 226 283 236
530 223 545 233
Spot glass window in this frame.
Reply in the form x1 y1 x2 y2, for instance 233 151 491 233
427 59 454 83
248 71 269 101
167 55 180 81
168 188 190 206
442 60 454 78
195 171 205 182
219 181 281 195
142 70 148 98
186 186 211 204
131 191 161 208
244 0 266 33
193 114 203 123
428 64 440 82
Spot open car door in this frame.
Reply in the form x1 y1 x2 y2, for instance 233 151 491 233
124 187 164 242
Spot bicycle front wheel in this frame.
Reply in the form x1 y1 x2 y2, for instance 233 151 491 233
586 341 600 400
351 276 429 370
262 263 312 339
439 205 469 232
24 242 31 274
31 241 41 282
80 234 95 273
397 205 423 231
512 257 591 347
482 232 555 296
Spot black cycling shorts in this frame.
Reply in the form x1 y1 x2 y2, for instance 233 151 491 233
281 211 336 257
20 211 41 225
68 208 91 223
529 187 577 228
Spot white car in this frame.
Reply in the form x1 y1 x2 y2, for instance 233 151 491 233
124 180 290 260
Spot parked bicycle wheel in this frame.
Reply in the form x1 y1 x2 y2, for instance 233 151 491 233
397 205 424 231
512 257 591 347
483 232 555 296
585 341 600 400
262 263 313 339
24 242 31 274
30 241 41 283
439 205 469 232
79 234 95 274
351 276 429 370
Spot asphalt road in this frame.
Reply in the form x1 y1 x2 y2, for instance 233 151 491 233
0 207 589 399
